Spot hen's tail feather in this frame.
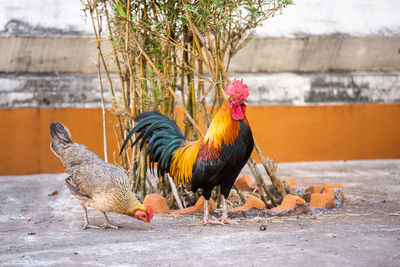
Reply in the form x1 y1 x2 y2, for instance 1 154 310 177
49 122 73 157
120 111 187 177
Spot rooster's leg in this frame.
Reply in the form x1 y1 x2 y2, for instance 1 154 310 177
218 196 237 225
101 212 119 229
82 207 100 230
202 199 224 225
202 199 209 225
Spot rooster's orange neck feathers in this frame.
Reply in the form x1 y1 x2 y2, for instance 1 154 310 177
170 100 243 184
204 101 241 149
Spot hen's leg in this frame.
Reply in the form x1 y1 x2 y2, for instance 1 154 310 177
219 195 237 225
101 212 119 229
82 207 100 230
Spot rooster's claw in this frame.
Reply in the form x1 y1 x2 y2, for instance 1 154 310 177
219 217 238 225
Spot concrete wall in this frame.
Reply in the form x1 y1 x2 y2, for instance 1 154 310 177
1 35 399 107
0 0 399 108
231 37 400 73
1 37 400 106
1 36 400 74
1 0 399 174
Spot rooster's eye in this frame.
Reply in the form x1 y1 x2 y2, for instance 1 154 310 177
229 97 237 104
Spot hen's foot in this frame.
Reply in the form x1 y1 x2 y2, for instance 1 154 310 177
100 222 119 230
82 223 101 230
101 212 119 229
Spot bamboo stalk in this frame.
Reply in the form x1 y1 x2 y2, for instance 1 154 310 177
140 149 147 200
87 0 129 168
215 185 221 207
94 13 108 163
181 0 215 81
257 183 269 207
233 184 246 204
104 6 125 104
248 157 277 207
253 140 286 201
168 174 184 210
127 29 205 137
87 1 115 97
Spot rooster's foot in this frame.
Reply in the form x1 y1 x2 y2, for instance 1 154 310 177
218 217 238 226
218 212 237 225
202 218 224 226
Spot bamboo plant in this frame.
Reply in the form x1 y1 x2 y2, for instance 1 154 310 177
82 0 292 207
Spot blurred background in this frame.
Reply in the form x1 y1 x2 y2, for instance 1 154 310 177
0 0 399 175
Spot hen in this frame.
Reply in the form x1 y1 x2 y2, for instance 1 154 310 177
122 79 254 224
50 122 153 230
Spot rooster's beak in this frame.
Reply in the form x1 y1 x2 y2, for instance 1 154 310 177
241 100 247 105
145 222 150 227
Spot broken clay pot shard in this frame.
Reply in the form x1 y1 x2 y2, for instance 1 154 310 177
172 196 216 214
143 194 169 213
270 194 309 215
230 195 266 212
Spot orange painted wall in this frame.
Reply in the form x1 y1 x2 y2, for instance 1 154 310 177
245 104 400 162
0 104 399 175
0 108 118 175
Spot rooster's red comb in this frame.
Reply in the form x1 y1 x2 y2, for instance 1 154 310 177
225 79 249 100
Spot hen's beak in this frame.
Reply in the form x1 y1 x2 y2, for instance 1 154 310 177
145 222 150 227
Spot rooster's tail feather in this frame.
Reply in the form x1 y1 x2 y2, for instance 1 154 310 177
120 112 187 177
49 122 72 157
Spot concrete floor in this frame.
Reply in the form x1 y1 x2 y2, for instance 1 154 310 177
1 160 399 266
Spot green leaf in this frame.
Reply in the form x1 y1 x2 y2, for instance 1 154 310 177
114 0 126 18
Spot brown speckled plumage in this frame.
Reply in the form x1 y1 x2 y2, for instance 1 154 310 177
50 122 150 229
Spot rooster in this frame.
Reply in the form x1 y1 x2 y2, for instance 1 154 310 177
122 79 254 224
49 122 153 230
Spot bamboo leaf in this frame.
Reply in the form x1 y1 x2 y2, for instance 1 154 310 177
114 0 126 18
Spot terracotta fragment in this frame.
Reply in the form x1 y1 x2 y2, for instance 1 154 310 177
230 195 266 212
172 196 216 214
143 194 170 213
235 175 258 191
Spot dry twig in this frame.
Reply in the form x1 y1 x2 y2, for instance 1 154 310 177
8 216 31 222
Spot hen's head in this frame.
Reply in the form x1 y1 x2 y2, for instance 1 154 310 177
225 79 249 120
133 206 154 226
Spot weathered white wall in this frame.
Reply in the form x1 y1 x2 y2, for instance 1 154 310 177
0 0 399 36
0 0 91 35
256 0 400 37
